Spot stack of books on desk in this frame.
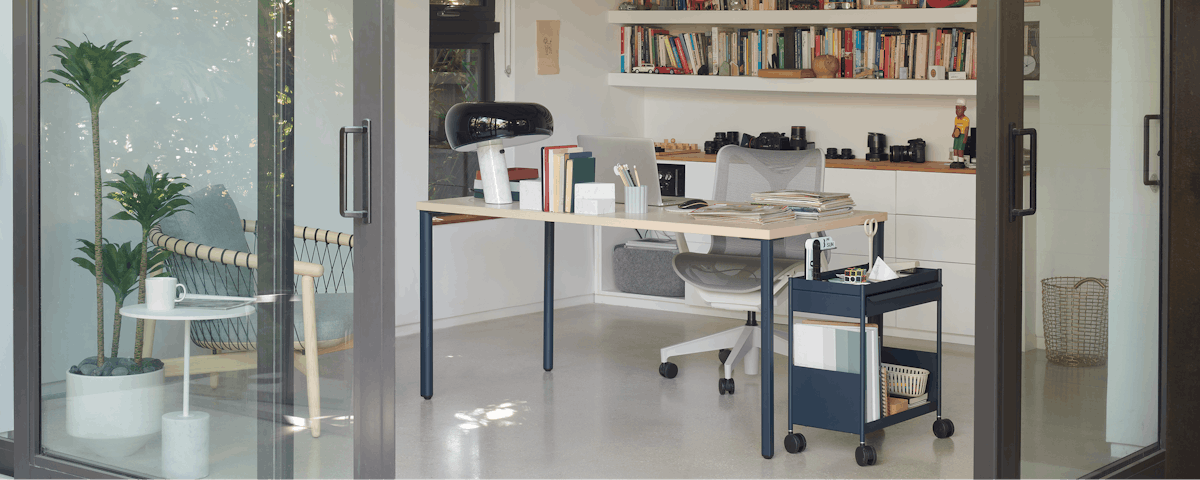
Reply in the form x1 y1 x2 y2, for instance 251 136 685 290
750 190 856 219
687 203 796 225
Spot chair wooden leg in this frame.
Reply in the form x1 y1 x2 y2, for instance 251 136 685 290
302 275 321 438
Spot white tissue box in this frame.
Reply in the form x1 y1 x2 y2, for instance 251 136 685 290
519 180 542 210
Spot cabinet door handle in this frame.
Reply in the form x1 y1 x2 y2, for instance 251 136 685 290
339 119 371 223
1144 114 1161 189
1010 124 1037 221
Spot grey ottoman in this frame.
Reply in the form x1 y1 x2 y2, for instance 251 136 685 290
612 245 685 298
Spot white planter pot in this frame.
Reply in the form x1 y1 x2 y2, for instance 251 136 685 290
65 368 165 458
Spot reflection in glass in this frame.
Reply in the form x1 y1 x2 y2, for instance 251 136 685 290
431 0 484 5
429 48 483 200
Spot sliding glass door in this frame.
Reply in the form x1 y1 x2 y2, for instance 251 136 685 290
976 1 1167 477
13 0 394 477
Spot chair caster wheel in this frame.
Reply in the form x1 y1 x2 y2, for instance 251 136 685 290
784 433 806 454
855 445 877 466
718 377 735 395
659 362 678 379
718 348 732 364
933 418 955 438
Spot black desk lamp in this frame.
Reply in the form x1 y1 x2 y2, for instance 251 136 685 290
446 102 554 204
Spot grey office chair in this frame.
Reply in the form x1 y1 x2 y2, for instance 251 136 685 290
658 145 830 395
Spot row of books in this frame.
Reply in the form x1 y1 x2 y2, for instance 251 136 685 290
621 26 713 75
620 25 977 80
750 190 856 218
539 145 596 213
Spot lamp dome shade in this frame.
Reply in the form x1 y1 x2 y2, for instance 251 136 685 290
445 102 554 152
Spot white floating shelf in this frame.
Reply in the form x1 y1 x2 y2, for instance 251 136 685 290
606 8 977 26
608 73 977 96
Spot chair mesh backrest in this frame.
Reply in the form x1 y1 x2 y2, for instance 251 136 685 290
710 145 825 259
163 228 354 352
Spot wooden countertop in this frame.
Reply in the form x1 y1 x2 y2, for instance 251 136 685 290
657 152 979 174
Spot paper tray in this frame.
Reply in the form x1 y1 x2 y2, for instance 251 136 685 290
790 266 941 318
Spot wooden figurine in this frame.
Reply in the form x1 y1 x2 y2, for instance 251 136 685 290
951 98 970 167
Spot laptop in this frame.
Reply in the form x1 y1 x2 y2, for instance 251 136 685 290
576 135 691 206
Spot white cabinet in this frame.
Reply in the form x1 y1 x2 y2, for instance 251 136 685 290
824 168 977 343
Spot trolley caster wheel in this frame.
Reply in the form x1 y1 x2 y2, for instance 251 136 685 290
855 445 877 467
659 362 678 379
933 418 955 439
718 377 735 395
718 348 732 364
784 433 806 454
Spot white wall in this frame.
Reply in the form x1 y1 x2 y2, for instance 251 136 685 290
1 0 15 435
1106 0 1161 457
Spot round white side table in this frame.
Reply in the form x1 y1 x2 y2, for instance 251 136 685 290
121 304 255 480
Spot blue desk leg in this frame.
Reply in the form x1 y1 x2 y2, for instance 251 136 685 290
936 269 943 420
760 239 774 459
420 211 434 400
544 222 555 372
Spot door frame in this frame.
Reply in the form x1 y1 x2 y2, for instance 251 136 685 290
975 1 1174 478
9 0 396 477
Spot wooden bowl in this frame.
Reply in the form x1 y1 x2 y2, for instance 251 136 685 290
813 55 841 79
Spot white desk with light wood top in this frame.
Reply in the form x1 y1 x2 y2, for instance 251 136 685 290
415 196 888 459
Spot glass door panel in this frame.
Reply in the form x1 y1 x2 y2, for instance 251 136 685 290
292 0 356 477
1018 1 1162 477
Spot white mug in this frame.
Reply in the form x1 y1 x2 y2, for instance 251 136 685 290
146 277 187 311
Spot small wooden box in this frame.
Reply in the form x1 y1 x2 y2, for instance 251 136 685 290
887 396 909 416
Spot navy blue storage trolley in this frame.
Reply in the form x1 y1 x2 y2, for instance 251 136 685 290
785 266 955 466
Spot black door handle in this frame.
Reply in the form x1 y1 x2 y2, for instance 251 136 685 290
1010 124 1037 221
1144 114 1161 188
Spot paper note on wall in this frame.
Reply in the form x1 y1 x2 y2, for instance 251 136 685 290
536 20 560 75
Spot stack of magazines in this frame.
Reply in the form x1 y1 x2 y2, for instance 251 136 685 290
749 190 856 219
687 203 796 224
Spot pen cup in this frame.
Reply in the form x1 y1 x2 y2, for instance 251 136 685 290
624 185 648 214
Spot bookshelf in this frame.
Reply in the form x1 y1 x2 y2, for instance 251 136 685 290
609 7 991 97
606 8 977 27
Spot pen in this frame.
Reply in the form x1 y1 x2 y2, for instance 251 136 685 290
632 166 642 187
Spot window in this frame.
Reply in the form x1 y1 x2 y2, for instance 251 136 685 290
429 0 498 201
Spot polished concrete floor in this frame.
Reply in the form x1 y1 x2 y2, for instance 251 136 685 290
394 304 973 478
35 303 1136 478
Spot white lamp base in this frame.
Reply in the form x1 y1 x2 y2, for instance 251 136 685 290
477 141 512 204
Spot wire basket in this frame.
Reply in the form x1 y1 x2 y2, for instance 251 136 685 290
1041 277 1109 367
884 363 929 397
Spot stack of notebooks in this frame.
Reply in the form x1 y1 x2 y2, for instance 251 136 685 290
687 203 796 224
792 319 884 422
540 145 597 213
750 190 856 219
472 167 539 201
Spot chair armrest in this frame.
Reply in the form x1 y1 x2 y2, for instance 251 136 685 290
150 226 325 277
674 232 690 254
242 220 354 248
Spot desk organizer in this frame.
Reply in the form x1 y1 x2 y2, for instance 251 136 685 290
784 266 954 467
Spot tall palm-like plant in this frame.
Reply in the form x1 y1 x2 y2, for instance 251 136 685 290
72 240 169 362
43 38 146 369
106 166 191 364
